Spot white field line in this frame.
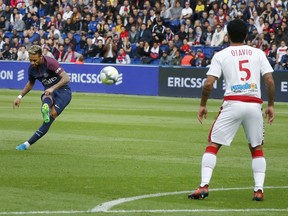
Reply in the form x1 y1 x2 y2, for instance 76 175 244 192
0 186 287 215
91 186 288 212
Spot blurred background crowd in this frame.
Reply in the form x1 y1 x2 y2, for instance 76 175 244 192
0 0 288 69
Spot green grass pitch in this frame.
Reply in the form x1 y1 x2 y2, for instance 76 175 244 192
0 89 287 216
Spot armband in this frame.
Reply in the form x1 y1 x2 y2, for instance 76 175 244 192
17 95 23 99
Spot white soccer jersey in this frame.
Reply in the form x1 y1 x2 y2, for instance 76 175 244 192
207 45 273 99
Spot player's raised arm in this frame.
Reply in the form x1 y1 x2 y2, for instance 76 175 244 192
13 80 35 109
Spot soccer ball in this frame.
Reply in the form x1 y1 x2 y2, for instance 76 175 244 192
99 66 119 85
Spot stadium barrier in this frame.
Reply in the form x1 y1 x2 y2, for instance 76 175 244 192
0 61 287 102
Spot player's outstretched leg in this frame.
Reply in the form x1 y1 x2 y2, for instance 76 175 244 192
16 117 55 150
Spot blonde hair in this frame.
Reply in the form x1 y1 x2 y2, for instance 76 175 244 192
29 45 42 55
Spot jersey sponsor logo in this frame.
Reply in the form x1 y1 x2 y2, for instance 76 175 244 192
231 83 258 92
42 76 58 85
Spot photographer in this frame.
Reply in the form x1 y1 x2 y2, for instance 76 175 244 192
102 36 117 63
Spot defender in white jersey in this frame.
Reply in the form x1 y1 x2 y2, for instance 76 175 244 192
188 19 275 201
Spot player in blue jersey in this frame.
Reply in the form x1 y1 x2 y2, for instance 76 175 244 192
13 45 72 150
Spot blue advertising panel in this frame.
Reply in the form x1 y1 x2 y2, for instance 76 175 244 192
0 61 159 96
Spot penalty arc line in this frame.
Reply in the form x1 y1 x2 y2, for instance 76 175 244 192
0 186 287 215
91 186 288 212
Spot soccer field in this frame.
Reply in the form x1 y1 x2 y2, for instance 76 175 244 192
0 89 287 216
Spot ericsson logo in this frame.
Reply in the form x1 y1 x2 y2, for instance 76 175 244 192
115 73 123 85
0 69 24 81
17 69 25 81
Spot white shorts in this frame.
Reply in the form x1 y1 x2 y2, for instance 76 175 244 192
209 101 264 147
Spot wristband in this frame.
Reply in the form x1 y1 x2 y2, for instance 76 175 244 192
18 95 23 99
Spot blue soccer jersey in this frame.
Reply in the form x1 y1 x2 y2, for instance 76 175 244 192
28 56 70 90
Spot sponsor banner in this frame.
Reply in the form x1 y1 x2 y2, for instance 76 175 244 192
158 67 288 102
158 67 224 99
0 62 159 96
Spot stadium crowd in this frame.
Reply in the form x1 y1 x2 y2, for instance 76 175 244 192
0 0 288 69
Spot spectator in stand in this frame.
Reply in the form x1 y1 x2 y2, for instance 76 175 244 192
39 16 48 31
42 45 55 59
0 15 10 31
13 13 25 32
63 5 73 21
152 17 166 43
163 27 174 44
194 0 205 21
278 48 288 70
0 44 11 60
171 49 182 65
247 17 258 41
54 43 66 62
92 31 105 45
180 1 193 24
274 40 287 70
11 36 21 50
63 45 82 63
63 18 76 34
181 50 194 66
191 52 207 67
180 38 191 54
207 10 216 27
173 33 183 48
83 38 97 58
121 36 132 57
134 40 145 60
94 40 105 58
79 33 88 50
129 25 139 44
67 31 77 50
17 45 29 61
3 5 11 21
116 47 131 64
252 33 268 50
22 37 33 51
211 23 225 47
160 4 171 21
267 43 277 68
120 25 129 40
219 34 230 50
139 23 153 44
169 1 182 30
26 0 38 15
159 50 171 65
243 0 260 22
55 12 64 33
102 36 117 63
10 46 18 60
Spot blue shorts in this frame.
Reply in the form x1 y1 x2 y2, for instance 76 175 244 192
41 87 72 115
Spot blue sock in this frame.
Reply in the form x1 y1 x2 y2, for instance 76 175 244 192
28 117 54 145
42 97 53 107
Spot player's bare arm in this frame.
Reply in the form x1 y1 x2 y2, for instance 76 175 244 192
44 71 70 96
13 80 35 109
198 75 217 124
263 72 275 124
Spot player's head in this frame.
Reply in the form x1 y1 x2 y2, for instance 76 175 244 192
28 45 43 67
227 19 248 43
